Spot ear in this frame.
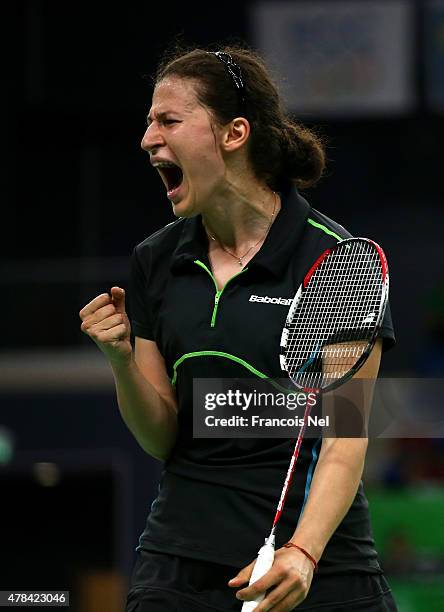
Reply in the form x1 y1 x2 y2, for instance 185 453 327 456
221 117 250 153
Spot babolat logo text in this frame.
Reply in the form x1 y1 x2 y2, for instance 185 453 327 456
249 295 293 306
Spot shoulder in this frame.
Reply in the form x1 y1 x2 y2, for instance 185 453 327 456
130 217 186 288
284 185 352 248
134 218 185 260
290 197 354 266
306 207 352 244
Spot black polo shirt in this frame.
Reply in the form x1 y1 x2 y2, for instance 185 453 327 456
129 182 395 573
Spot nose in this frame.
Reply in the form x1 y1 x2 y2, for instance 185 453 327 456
141 122 165 153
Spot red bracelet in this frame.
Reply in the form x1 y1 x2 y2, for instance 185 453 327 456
283 542 318 572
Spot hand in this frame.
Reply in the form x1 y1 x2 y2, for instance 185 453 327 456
79 287 132 367
228 546 314 611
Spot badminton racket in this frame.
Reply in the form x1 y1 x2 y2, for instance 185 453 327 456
241 237 389 611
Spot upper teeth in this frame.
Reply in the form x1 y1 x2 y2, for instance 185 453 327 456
153 162 177 168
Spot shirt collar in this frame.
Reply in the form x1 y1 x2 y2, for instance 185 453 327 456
170 182 310 276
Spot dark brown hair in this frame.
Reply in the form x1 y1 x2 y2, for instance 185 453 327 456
155 44 326 190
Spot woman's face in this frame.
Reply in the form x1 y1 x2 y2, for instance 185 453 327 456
141 76 228 217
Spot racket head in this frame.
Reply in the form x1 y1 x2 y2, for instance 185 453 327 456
280 237 389 392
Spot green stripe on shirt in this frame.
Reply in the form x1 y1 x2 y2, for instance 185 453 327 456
308 218 342 241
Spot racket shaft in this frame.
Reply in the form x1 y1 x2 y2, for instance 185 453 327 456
241 539 275 611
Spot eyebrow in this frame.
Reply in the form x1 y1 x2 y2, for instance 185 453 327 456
146 111 176 125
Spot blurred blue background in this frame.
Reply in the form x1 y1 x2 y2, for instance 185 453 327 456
1 1 443 610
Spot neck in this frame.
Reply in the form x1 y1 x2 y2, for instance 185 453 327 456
202 186 280 250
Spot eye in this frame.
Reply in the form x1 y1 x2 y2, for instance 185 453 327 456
145 117 181 128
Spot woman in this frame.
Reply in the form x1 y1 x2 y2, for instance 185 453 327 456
79 46 397 611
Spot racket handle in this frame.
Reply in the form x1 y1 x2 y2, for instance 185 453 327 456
241 534 275 612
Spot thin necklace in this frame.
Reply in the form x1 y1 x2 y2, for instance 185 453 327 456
206 192 278 267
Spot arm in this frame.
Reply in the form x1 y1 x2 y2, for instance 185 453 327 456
111 337 178 461
232 339 382 611
289 338 382 562
80 287 178 461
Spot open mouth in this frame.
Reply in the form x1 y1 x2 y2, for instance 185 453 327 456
155 162 184 194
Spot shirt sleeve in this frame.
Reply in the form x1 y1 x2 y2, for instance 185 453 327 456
378 300 396 352
128 246 155 340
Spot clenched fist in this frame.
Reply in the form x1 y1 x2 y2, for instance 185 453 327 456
79 286 132 367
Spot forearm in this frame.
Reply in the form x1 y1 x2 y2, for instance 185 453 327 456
111 356 178 461
290 437 368 562
292 340 382 561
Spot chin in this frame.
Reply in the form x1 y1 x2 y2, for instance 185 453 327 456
170 195 200 218
172 207 200 219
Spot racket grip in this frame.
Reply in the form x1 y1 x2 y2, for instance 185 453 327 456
241 535 275 612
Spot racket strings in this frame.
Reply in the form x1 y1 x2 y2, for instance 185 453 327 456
284 241 384 388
